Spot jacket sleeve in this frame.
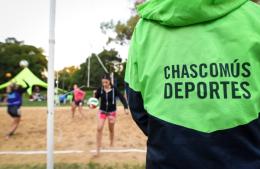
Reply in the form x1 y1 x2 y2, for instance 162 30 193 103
125 83 148 136
124 23 148 136
115 87 128 109
95 87 101 99
124 21 142 92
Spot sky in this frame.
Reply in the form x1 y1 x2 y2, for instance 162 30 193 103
0 0 134 70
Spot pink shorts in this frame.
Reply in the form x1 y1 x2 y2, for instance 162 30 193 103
99 111 116 120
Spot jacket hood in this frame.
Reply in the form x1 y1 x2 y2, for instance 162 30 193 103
137 0 248 26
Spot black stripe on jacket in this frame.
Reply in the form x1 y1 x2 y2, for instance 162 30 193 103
125 82 260 169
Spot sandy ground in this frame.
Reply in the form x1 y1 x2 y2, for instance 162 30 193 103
0 106 147 165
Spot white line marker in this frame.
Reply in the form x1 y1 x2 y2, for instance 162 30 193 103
0 148 147 155
90 149 146 153
0 150 83 155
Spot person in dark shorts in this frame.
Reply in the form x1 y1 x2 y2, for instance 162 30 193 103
94 74 129 157
5 80 29 139
71 84 86 118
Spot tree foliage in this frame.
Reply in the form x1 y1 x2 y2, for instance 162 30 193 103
59 0 145 90
78 49 125 89
0 38 47 84
58 49 125 90
100 14 140 45
57 66 80 91
100 0 147 45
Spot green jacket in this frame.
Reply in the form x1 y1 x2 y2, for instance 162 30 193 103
125 0 260 168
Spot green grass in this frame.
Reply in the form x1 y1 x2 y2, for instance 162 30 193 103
0 163 145 169
22 90 95 107
0 90 124 107
23 94 47 107
0 89 125 108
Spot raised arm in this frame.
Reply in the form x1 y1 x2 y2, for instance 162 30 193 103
19 80 30 94
79 89 86 98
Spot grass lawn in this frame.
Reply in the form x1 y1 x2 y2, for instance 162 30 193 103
20 90 125 107
0 163 145 169
0 89 126 107
21 90 95 107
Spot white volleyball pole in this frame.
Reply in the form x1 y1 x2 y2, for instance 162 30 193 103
47 0 56 168
95 54 109 73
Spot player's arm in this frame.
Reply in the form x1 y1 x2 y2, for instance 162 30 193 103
79 89 86 99
20 80 30 93
0 94 8 106
94 88 101 99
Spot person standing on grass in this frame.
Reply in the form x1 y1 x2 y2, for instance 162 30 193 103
5 80 29 139
71 84 86 118
94 74 129 157
125 0 260 168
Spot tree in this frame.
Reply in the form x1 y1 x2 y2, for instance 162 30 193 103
73 49 124 89
57 66 79 91
0 38 47 84
101 15 140 45
58 0 144 90
97 0 145 89
100 0 145 45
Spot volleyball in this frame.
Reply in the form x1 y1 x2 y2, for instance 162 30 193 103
19 60 29 67
87 97 99 109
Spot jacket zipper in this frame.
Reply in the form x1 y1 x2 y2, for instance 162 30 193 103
106 92 108 113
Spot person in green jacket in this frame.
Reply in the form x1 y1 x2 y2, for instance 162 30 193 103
125 0 260 168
